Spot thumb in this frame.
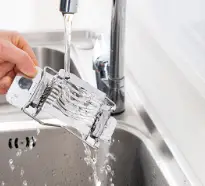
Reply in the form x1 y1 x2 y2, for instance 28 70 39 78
0 39 37 77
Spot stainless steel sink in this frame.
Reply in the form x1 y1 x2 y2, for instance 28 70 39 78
0 31 191 186
0 122 189 186
32 47 80 78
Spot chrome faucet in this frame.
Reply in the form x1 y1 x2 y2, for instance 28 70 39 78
93 0 126 115
60 0 78 14
60 0 127 115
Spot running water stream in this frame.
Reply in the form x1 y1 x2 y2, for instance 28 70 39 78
62 13 116 186
63 14 104 185
63 14 73 78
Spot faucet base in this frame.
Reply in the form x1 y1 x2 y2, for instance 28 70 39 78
94 69 125 115
92 34 125 115
108 78 125 114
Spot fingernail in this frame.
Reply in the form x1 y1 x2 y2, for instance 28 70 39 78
33 58 39 66
25 66 37 77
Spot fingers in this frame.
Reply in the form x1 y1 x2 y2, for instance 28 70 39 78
6 70 15 81
0 31 38 95
0 39 37 77
11 32 38 65
0 70 15 94
0 61 14 78
0 76 12 94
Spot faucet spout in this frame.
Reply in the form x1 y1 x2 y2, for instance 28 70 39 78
110 0 126 81
60 0 78 14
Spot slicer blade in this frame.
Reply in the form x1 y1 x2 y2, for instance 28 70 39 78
6 66 117 149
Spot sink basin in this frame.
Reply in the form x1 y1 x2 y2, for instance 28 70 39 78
0 125 169 186
32 47 80 78
0 47 80 105
0 121 190 186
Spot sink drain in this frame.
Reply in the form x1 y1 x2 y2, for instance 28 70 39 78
8 137 36 149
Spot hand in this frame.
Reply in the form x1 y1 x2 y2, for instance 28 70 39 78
0 31 38 94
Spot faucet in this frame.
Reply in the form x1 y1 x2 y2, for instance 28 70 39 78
60 0 126 115
60 0 78 14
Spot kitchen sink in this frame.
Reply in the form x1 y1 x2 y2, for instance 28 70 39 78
0 31 191 186
0 121 188 186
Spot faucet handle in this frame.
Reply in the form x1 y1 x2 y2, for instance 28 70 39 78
93 34 110 78
92 34 110 63
92 34 110 92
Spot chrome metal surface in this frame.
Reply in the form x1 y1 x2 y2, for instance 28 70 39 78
60 0 78 14
93 54 125 115
92 0 126 114
0 122 190 186
110 0 126 80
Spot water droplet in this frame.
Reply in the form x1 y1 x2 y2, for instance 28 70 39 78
22 180 27 186
100 167 105 173
110 183 114 186
109 178 113 182
16 149 22 157
20 168 24 177
11 165 15 171
9 159 13 165
106 153 116 162
87 177 91 182
36 128 40 135
33 136 37 143
9 159 15 172
44 184 47 186
92 157 97 164
106 165 111 172
95 180 101 186
111 171 114 176
52 170 56 177
36 154 40 158
29 142 33 150
1 181 5 186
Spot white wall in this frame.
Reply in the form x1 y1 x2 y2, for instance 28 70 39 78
0 0 111 33
0 0 34 31
132 0 205 84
